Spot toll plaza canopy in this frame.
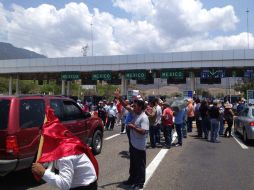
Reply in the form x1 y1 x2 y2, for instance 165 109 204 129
0 49 254 75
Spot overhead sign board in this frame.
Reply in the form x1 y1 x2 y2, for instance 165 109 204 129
200 69 224 84
162 70 186 84
92 72 112 81
136 72 154 85
161 70 184 79
244 69 254 78
61 72 80 80
247 90 254 99
125 71 146 80
107 74 121 85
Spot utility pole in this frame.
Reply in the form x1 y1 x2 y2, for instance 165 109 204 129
246 9 250 49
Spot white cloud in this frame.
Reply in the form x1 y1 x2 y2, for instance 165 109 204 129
173 33 254 51
0 1 251 58
112 0 155 19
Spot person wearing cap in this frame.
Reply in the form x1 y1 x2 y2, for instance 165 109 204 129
224 102 234 137
208 100 220 143
162 102 174 148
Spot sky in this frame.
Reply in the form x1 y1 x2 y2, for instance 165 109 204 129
0 0 253 58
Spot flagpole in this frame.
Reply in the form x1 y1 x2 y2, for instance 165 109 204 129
36 116 47 162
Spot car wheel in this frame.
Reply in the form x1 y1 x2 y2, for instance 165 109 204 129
243 129 249 144
92 130 102 155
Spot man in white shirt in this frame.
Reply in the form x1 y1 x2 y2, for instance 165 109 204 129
105 101 118 130
32 154 97 190
154 98 162 144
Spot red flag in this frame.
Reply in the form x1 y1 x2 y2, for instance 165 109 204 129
37 106 99 177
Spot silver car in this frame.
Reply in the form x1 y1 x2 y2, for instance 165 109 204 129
234 106 254 143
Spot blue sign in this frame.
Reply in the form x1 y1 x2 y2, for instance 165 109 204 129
244 70 254 78
183 90 193 98
201 69 225 79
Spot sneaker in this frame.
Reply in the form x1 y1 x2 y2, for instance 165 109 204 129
129 184 144 190
122 180 133 186
175 143 182 147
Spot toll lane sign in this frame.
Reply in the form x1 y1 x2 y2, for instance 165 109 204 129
92 72 112 81
61 72 80 80
161 70 184 79
125 71 146 80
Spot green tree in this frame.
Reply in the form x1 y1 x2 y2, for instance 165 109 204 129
234 81 254 98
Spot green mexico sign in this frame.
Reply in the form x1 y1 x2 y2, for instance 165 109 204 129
92 72 112 80
125 71 146 80
161 70 184 79
61 72 80 80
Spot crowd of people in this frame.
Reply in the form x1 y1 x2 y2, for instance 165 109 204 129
93 95 241 147
32 92 247 190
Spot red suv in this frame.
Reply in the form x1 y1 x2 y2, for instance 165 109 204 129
0 95 104 176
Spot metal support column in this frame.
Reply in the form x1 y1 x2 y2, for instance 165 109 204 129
121 74 127 96
15 74 19 95
66 81 71 96
190 71 196 92
9 75 13 95
61 80 65 95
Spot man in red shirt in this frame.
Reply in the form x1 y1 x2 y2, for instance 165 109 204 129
162 102 174 148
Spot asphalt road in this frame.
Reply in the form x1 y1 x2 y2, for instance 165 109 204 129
1 125 254 190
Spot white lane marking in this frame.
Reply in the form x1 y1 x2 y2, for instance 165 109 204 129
104 134 120 141
232 133 249 149
144 132 177 187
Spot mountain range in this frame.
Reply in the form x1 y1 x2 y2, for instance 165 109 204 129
0 42 46 60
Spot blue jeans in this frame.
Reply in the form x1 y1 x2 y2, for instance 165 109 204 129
210 119 220 142
163 126 173 147
201 117 209 138
187 117 194 132
175 123 183 145
219 118 224 135
182 121 187 137
149 125 156 147
155 124 161 144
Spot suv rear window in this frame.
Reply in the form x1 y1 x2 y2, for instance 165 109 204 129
20 99 45 128
0 99 10 130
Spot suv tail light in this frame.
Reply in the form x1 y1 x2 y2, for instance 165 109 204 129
6 136 19 155
250 122 254 127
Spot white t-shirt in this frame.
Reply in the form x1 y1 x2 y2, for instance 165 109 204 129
155 105 162 125
130 112 149 150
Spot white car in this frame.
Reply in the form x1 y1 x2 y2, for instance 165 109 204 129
234 106 254 143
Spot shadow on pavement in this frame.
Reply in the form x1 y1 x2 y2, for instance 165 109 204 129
119 151 130 159
0 169 44 190
99 180 130 190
